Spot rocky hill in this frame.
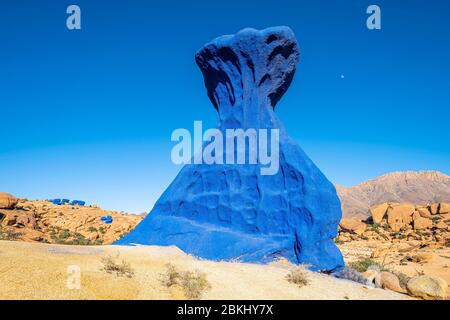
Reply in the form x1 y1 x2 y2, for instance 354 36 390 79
0 192 143 245
336 171 450 218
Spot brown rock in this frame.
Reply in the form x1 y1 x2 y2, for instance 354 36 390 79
430 203 440 215
412 211 421 221
362 270 378 283
370 203 389 224
339 218 367 235
397 242 417 253
387 204 415 231
1 210 37 229
415 206 432 218
411 253 433 263
413 217 433 230
375 272 405 293
0 192 18 209
21 229 44 242
406 275 448 300
337 234 350 242
435 221 447 229
439 203 450 214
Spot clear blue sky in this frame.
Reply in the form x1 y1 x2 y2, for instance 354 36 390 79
1 0 449 213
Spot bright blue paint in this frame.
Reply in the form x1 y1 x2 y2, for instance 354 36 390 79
1 0 448 215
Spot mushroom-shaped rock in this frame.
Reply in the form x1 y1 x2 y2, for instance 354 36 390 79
0 192 18 209
115 27 344 271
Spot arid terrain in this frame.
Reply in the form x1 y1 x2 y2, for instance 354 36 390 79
1 171 449 300
0 240 411 300
336 201 449 299
337 171 450 218
0 196 142 245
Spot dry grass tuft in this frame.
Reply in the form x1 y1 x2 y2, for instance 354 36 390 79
161 263 211 299
101 253 134 278
348 257 382 273
286 266 310 288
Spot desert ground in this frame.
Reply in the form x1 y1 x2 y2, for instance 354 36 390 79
0 240 411 300
338 240 450 296
1 180 449 300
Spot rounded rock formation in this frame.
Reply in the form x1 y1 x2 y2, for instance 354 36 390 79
0 192 18 209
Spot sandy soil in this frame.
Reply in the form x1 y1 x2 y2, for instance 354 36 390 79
0 240 412 300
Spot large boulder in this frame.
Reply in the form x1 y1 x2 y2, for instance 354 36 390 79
435 221 447 229
0 192 18 209
413 217 432 230
339 218 366 235
407 275 447 300
115 27 344 271
387 204 415 232
415 206 432 219
430 203 440 215
375 272 405 293
1 210 37 229
439 203 450 214
411 253 433 263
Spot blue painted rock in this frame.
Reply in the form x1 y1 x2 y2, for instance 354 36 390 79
116 26 344 271
49 199 62 205
101 215 113 224
70 200 86 206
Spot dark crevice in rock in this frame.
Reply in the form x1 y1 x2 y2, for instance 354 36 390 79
266 34 279 44
268 69 296 107
258 74 271 87
268 42 296 62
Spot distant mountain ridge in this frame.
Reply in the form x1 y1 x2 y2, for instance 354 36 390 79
336 171 450 218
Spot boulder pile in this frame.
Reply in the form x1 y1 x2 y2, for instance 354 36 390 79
0 193 142 244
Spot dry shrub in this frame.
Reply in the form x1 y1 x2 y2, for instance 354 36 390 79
162 263 211 299
286 266 310 288
162 263 181 287
348 257 382 273
333 267 372 286
101 254 134 278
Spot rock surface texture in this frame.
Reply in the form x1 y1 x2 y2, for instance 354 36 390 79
406 275 448 300
0 192 18 209
0 197 142 244
116 27 344 271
